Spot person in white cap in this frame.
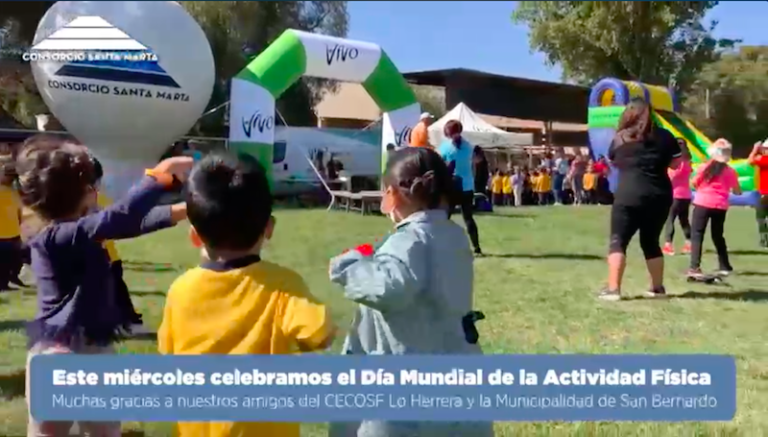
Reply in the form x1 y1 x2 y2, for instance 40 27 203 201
409 112 434 148
688 138 741 277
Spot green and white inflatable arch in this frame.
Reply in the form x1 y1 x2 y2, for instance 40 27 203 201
228 29 420 188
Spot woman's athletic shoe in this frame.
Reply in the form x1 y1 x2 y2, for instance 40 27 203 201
662 243 675 256
646 285 667 298
597 288 621 301
715 268 733 277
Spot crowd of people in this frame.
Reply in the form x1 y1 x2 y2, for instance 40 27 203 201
481 154 613 207
0 102 766 436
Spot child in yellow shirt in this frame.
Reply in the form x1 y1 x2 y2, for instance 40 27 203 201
159 152 336 437
0 152 24 290
535 169 552 205
502 171 513 205
583 164 598 205
490 170 504 205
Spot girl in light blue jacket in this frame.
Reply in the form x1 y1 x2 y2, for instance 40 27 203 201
328 147 493 437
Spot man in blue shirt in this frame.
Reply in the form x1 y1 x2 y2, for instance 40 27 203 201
438 120 483 255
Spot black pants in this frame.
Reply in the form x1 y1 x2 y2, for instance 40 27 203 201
448 189 481 253
0 237 26 288
756 195 768 236
609 201 670 259
664 198 692 243
112 260 142 324
689 206 732 271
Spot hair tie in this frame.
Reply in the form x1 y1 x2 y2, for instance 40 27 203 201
408 170 436 196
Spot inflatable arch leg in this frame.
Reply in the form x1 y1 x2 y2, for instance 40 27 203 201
227 29 420 188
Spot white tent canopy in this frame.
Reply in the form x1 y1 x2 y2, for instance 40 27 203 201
428 102 532 150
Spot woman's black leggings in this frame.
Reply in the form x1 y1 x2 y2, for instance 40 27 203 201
448 190 481 253
664 198 692 243
689 206 732 271
609 202 670 259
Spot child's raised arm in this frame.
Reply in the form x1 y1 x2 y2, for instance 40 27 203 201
137 203 187 236
67 157 192 242
329 231 428 312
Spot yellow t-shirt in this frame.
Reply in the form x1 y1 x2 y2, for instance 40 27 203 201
97 193 120 261
0 185 21 239
502 176 512 194
583 173 598 191
491 175 503 194
535 174 551 193
158 257 335 437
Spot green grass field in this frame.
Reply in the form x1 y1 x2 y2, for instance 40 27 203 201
0 206 766 436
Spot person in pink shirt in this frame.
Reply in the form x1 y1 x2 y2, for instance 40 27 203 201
688 139 741 277
663 139 693 256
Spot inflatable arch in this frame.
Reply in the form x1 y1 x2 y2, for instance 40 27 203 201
227 29 420 187
587 77 758 205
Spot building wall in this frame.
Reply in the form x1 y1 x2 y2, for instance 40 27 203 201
445 73 589 124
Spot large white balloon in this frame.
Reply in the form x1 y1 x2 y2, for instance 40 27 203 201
31 1 214 199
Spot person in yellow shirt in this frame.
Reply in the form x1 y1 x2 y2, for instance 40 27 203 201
159 152 336 437
534 169 552 205
0 152 24 290
502 171 513 205
490 170 504 205
583 163 599 205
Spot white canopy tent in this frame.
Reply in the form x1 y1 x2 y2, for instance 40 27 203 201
428 102 532 150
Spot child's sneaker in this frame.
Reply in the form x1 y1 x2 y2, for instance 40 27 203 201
681 241 691 254
19 265 35 286
662 243 675 256
9 276 26 288
597 288 621 301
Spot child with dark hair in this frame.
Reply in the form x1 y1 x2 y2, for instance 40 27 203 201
17 134 191 436
88 155 146 333
688 139 741 277
328 147 492 437
158 152 336 437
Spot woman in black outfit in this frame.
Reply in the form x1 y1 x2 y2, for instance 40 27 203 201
599 99 682 301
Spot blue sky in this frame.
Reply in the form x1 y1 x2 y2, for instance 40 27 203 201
347 1 768 83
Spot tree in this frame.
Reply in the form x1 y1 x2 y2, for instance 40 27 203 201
683 46 768 154
181 1 349 134
0 16 47 128
0 2 54 43
512 1 736 97
411 85 446 118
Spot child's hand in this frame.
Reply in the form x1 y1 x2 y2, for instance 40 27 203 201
154 156 194 182
170 202 187 224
